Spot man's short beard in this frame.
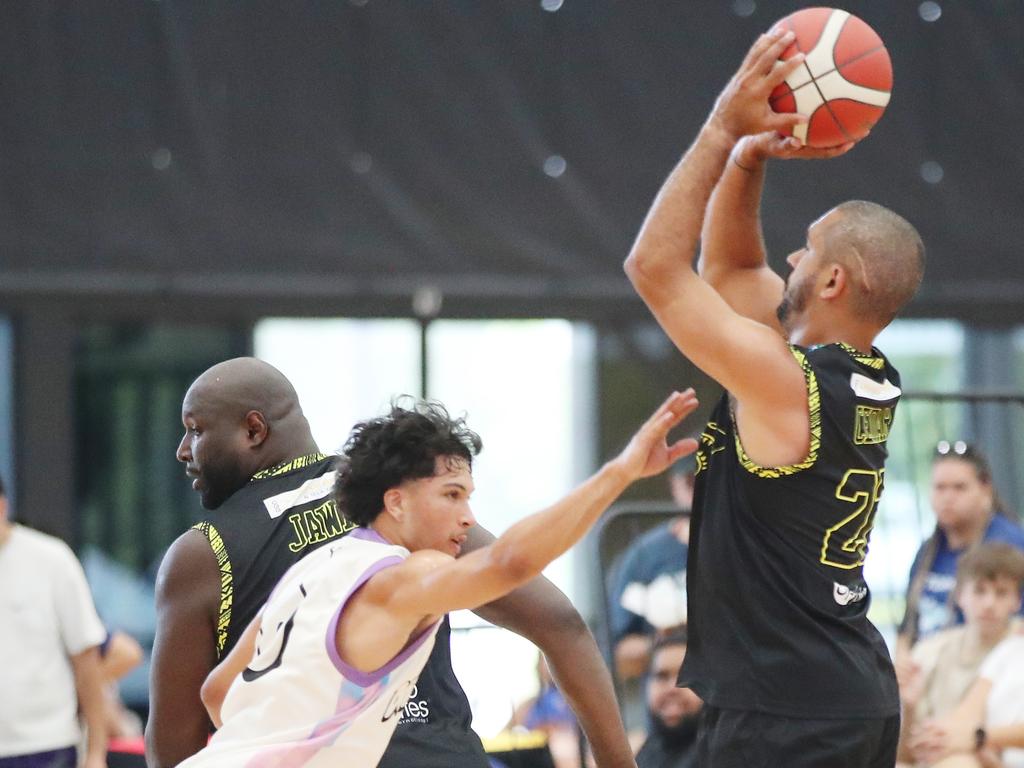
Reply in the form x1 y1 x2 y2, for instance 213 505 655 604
776 277 812 332
199 459 248 509
649 709 701 749
776 295 794 329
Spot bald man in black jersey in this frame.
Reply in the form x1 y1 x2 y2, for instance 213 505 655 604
146 357 638 768
624 28 925 768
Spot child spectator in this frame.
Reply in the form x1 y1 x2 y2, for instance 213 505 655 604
896 543 1024 766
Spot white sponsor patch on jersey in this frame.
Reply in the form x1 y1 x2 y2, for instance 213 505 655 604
833 581 868 606
849 372 901 402
263 471 336 518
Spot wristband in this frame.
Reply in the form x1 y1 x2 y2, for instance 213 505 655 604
975 726 987 752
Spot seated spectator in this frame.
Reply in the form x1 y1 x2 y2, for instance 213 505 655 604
896 543 1024 766
898 442 1024 658
909 631 1024 768
508 656 578 768
610 456 695 682
635 631 701 768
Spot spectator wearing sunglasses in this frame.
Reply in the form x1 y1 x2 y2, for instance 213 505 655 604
897 441 1024 661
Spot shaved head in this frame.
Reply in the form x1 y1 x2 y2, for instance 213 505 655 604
825 200 926 326
187 357 303 426
178 357 317 509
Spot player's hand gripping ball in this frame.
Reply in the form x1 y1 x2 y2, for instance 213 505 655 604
769 7 892 148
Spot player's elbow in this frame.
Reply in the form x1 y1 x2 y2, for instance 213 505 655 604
532 602 589 649
200 675 229 729
623 248 666 300
623 250 646 285
695 251 718 284
199 677 219 717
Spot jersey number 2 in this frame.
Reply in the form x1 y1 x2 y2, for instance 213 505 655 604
820 469 884 570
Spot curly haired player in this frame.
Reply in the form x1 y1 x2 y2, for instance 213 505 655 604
186 393 698 768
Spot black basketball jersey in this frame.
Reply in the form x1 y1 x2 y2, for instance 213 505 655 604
193 454 353 658
678 343 900 719
378 617 490 768
194 453 488 765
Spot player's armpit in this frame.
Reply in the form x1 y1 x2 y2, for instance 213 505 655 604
331 553 453 676
145 530 221 768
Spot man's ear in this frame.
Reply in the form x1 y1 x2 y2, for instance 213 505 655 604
244 410 270 447
821 264 847 299
382 488 404 523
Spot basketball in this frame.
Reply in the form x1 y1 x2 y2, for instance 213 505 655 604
769 7 892 148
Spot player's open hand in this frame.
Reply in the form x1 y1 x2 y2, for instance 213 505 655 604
709 28 808 142
733 132 855 168
616 390 700 481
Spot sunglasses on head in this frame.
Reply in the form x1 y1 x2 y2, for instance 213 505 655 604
935 440 976 458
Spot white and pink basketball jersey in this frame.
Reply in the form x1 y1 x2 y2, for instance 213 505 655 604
179 527 441 768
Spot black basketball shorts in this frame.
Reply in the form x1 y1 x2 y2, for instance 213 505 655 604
696 704 900 768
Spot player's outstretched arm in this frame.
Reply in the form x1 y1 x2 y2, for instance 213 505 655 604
467 525 636 768
392 390 696 615
339 391 698 672
145 532 221 768
699 133 854 331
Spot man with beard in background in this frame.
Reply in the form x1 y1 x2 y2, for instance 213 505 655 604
635 631 701 768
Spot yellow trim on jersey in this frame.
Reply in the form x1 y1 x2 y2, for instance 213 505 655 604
734 346 821 479
251 453 328 481
193 521 234 658
482 730 549 753
836 342 885 370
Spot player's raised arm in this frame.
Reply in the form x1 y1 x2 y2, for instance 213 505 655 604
336 391 699 671
624 29 813 466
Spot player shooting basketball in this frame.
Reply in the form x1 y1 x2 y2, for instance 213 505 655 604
624 25 925 768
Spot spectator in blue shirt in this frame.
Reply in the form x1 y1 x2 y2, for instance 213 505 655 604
897 441 1024 659
610 456 696 682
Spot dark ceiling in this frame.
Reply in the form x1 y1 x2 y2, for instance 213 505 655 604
1 1 1021 322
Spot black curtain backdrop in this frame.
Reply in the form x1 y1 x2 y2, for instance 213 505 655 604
1 1 1021 322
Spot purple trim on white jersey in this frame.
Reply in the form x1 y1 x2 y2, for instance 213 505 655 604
350 526 389 544
324 554 438 687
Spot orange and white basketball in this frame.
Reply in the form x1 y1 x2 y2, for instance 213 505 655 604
770 7 892 148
